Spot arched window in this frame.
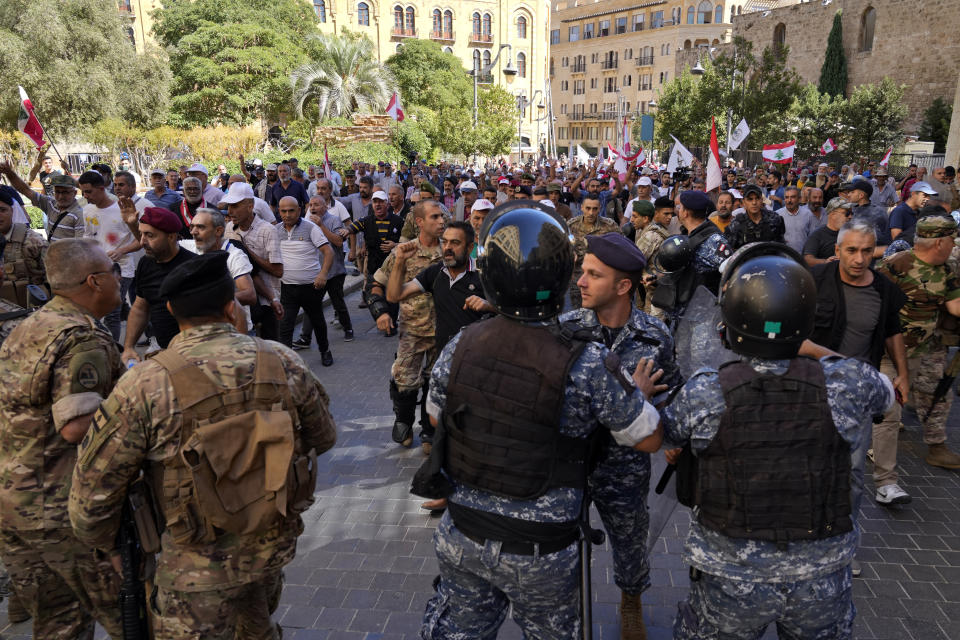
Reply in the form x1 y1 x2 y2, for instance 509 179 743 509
517 52 527 77
124 26 135 46
773 23 786 51
666 43 670 55
443 46 453 53
443 10 453 35
860 7 876 52
314 0 326 22
737 5 742 15
483 50 491 66
517 15 527 38
473 49 481 71
715 5 723 23
394 5 404 29
405 7 415 31
686 6 694 24
730 5 736 21
472 12 481 35
697 1 712 23
358 2 369 25
683 39 691 49
432 9 442 33
397 43 403 52
482 13 492 36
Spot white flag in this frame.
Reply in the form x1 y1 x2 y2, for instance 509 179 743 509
666 135 693 173
576 145 591 164
728 118 750 151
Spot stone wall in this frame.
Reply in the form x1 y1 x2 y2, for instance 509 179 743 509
728 0 960 134
315 114 396 146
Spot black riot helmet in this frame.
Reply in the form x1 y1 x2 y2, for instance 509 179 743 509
653 234 693 273
477 200 573 320
718 242 816 359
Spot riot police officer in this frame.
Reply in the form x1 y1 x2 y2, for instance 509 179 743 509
662 243 894 639
419 201 665 638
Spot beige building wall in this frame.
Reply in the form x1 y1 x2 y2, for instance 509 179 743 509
118 0 160 54
316 0 551 157
550 0 738 155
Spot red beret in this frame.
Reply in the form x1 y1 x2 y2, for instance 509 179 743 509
140 206 183 234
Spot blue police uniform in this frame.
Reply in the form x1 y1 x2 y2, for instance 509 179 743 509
559 307 681 595
663 356 893 639
420 323 661 639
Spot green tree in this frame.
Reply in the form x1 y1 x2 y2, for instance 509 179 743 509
786 84 846 158
0 0 171 138
918 97 953 153
291 34 395 123
385 39 474 113
471 86 517 157
818 11 848 98
840 78 907 161
152 0 317 126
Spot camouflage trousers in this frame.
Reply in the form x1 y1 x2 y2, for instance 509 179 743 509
874 349 951 487
674 565 854 640
0 527 122 639
152 570 283 640
392 330 437 394
421 512 581 639
588 447 651 595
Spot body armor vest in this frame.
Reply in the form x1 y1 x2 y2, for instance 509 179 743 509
695 357 852 545
148 341 317 545
1 224 34 307
651 221 717 311
443 315 587 500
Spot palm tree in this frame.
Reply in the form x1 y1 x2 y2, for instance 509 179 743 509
291 34 396 121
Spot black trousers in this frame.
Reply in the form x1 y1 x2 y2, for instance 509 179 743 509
321 273 352 331
280 283 329 352
251 304 279 341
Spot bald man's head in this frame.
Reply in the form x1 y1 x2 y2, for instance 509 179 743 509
278 196 302 226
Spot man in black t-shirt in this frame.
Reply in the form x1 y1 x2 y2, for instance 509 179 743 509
802 197 855 267
121 207 196 362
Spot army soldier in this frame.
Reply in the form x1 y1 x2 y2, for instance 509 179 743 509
0 189 48 307
875 213 960 485
420 202 665 639
724 184 787 251
376 201 445 448
664 243 893 639
636 197 674 315
561 233 681 640
0 238 125 638
568 193 621 308
69 252 337 639
0 162 84 240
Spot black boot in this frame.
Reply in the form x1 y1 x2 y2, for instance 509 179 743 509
418 379 433 455
389 380 418 446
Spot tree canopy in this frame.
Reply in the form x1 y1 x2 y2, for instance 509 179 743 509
0 0 170 137
818 11 848 98
919 97 953 153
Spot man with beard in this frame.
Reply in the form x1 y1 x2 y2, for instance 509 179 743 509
226 174 276 223
0 162 84 240
387 220 491 453
122 207 196 362
346 190 404 331
176 177 208 238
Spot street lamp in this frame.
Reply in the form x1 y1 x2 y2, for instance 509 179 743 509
469 43 514 128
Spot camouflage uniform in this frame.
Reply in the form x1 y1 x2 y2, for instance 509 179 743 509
374 238 443 393
568 215 621 308
420 324 661 638
0 296 29 346
0 222 48 306
68 323 337 640
560 307 681 596
0 295 125 639
873 250 960 486
662 356 892 639
723 209 786 251
400 206 451 242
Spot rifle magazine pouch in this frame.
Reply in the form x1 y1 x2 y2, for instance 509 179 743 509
129 482 162 554
287 448 318 514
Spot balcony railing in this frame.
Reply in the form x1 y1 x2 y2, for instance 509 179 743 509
429 30 455 42
635 55 654 66
117 0 135 16
571 63 587 73
601 60 618 70
469 32 493 44
391 27 418 38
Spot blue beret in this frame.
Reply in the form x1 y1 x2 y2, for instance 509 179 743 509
679 190 714 213
586 232 646 274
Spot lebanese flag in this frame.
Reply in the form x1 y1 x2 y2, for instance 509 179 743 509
17 86 46 150
386 92 404 121
706 118 722 192
762 140 795 164
621 117 632 155
607 141 644 163
879 147 893 166
820 138 836 155
323 143 332 179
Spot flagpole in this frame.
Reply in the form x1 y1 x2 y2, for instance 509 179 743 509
21 90 65 167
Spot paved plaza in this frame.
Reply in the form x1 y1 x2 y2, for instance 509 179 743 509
1 286 959 639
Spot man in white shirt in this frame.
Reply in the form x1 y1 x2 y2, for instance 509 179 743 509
275 196 335 366
776 186 818 253
78 170 140 341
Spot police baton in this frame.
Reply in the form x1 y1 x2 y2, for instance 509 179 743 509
579 498 605 640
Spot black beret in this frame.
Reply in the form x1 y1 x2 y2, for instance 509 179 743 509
514 185 532 196
160 251 231 301
586 232 646 273
679 190 714 213
850 179 873 198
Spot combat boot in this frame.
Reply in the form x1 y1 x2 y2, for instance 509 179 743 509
6 590 30 624
389 380 418 447
620 591 647 640
926 443 960 470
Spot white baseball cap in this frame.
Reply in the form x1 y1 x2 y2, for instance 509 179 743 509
220 181 255 204
186 162 209 176
460 180 478 191
471 198 495 212
910 181 939 196
371 190 388 201
253 158 263 166
637 176 652 186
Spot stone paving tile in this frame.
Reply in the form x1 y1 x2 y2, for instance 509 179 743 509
5 286 959 640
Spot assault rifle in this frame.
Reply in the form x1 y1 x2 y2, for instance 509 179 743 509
117 482 153 640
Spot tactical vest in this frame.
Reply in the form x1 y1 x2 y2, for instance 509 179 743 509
0 224 35 307
148 342 317 545
694 358 852 546
0 297 30 347
651 221 716 312
443 315 587 501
